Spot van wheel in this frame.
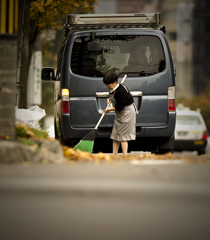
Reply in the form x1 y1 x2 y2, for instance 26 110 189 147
57 119 70 146
60 132 71 147
59 132 75 147
70 140 79 148
156 149 173 155
54 120 59 139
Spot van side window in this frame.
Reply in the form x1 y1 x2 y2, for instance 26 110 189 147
71 35 165 77
56 43 65 80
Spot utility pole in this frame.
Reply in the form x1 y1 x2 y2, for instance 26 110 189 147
17 0 31 108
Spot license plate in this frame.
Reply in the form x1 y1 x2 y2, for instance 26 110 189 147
178 131 188 136
194 141 204 145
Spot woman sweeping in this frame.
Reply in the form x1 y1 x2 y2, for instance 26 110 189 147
103 72 136 156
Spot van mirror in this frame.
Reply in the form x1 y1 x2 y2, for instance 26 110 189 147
41 67 56 81
88 41 102 52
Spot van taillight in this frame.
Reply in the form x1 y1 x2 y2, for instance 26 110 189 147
168 87 176 111
202 130 207 140
62 89 69 114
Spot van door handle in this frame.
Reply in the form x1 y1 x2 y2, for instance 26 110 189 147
95 91 142 97
130 91 142 97
95 92 109 97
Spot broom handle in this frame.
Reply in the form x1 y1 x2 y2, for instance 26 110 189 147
95 74 127 130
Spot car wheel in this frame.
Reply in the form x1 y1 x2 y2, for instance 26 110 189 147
197 149 206 155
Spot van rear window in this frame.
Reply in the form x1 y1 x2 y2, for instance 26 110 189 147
71 35 165 77
176 115 202 125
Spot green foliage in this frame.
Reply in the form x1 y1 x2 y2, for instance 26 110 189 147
18 138 36 146
16 126 28 138
16 124 49 139
16 123 49 147
30 0 97 34
31 128 49 139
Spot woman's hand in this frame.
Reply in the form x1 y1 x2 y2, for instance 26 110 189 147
104 109 110 115
104 107 115 115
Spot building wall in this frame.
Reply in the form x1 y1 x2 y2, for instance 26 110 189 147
0 37 17 137
0 0 18 138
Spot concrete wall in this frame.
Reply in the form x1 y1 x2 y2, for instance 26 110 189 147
0 37 17 138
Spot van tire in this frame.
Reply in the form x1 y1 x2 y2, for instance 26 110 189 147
198 149 206 155
156 136 175 154
156 149 173 155
60 132 75 147
54 120 59 139
60 133 69 146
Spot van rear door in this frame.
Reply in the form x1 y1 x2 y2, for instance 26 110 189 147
68 31 174 129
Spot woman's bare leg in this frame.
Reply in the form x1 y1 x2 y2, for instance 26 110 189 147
121 141 128 156
113 140 120 155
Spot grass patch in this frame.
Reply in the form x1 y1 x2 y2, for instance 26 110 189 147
17 138 36 146
16 123 49 140
30 128 49 139
16 126 28 138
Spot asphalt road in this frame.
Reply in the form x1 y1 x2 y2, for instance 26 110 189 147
0 157 210 240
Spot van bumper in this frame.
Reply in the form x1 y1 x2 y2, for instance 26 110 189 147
61 112 176 139
174 139 207 151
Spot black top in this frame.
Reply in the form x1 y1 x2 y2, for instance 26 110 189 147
110 83 134 112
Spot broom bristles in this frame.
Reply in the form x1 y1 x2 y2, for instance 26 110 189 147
73 140 94 153
73 130 96 153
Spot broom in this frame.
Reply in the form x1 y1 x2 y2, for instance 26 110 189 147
73 74 127 153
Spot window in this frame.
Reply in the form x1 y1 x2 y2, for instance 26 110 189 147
71 35 165 77
56 42 66 80
176 115 201 125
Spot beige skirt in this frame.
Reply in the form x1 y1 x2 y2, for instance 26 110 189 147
110 104 136 141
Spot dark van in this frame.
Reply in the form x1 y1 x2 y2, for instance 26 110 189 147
42 13 176 153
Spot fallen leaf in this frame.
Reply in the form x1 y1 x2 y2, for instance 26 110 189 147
0 135 10 140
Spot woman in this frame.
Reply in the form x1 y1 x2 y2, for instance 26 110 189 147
103 72 136 155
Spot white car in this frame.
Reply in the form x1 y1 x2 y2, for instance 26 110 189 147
174 110 208 155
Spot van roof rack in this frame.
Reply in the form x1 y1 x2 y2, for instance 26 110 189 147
64 13 165 32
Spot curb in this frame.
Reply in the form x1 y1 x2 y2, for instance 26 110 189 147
0 139 66 164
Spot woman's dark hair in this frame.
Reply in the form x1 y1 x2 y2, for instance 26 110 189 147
103 72 118 85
